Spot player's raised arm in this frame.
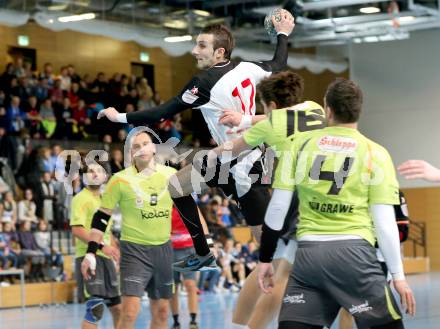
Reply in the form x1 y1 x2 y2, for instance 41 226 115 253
97 97 188 125
259 10 295 72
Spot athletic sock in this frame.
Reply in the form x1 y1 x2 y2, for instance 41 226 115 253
173 314 179 325
190 313 197 323
172 195 210 256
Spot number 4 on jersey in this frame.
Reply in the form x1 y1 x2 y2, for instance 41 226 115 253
309 155 355 195
232 78 255 115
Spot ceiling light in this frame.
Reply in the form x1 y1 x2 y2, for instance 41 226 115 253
48 4 68 11
364 36 379 43
193 9 210 17
360 7 381 14
399 16 415 23
58 13 96 23
164 35 192 43
163 20 187 29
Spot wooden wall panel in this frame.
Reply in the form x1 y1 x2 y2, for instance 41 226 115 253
0 23 177 99
1 23 346 104
402 187 440 270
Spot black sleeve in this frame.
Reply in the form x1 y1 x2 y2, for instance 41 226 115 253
259 223 282 263
126 97 188 125
126 76 211 126
256 34 289 72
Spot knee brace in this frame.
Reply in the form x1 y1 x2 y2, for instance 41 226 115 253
85 297 105 324
104 295 121 308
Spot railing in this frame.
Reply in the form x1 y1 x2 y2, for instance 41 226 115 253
407 219 427 257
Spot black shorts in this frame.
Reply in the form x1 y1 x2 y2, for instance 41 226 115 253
75 256 119 302
196 149 271 227
279 240 402 329
120 240 173 300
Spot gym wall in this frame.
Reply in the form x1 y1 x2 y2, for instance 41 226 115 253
350 29 440 270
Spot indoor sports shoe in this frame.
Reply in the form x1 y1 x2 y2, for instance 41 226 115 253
189 321 199 329
173 252 219 273
171 323 181 329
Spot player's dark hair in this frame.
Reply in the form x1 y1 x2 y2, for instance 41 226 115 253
257 71 304 108
201 24 235 59
325 78 363 123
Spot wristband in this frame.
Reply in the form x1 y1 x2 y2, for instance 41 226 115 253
86 241 100 255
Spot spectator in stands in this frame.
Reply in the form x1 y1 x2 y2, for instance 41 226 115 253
17 188 38 227
115 129 126 143
13 57 25 78
90 72 108 104
53 97 76 139
243 241 258 276
136 77 153 99
102 134 112 153
67 82 81 110
48 143 63 174
1 222 21 269
109 148 124 174
35 77 49 101
1 191 17 226
219 239 241 292
198 242 222 293
1 63 15 93
50 79 64 105
0 106 7 130
0 222 18 270
7 96 26 133
152 91 164 106
23 62 36 83
39 98 56 138
26 96 43 137
17 221 45 281
0 176 10 194
59 66 71 92
15 77 32 102
220 198 232 227
39 63 55 87
0 127 18 170
137 92 154 111
0 89 5 107
67 64 81 83
124 88 138 109
34 172 57 225
34 220 63 269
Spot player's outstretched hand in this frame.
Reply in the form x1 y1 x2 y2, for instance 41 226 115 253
273 9 295 36
97 107 120 122
102 245 120 263
81 253 96 281
393 279 416 316
398 160 440 182
219 109 243 128
257 262 275 294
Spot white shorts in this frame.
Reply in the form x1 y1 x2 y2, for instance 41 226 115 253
273 238 298 264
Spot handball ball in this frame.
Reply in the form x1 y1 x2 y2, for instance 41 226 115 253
264 8 293 37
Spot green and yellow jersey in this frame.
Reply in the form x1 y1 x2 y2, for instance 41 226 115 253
70 188 113 259
101 164 176 246
273 126 400 245
243 101 325 151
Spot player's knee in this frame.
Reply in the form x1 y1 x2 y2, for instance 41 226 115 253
122 303 140 323
184 279 197 293
85 297 105 324
155 304 169 322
